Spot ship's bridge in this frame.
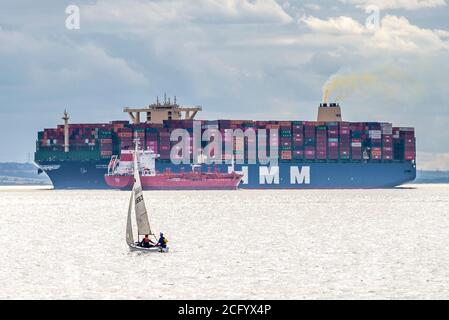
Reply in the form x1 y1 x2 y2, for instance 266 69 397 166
124 95 202 124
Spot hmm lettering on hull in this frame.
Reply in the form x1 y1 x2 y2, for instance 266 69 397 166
260 166 279 184
229 166 311 185
290 166 310 184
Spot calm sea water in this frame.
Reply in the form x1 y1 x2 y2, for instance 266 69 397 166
1 184 449 299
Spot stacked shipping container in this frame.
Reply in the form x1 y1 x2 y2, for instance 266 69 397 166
304 122 316 160
401 128 416 161
36 119 416 163
339 122 350 160
327 123 339 160
350 123 363 160
280 122 292 161
292 122 304 160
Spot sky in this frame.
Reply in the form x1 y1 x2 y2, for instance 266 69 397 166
0 0 448 169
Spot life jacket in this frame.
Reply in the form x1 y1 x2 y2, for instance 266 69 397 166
158 236 167 247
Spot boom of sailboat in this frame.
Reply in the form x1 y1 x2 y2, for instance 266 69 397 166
126 142 169 253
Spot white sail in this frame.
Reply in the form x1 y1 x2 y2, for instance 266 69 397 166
126 191 134 246
133 147 152 236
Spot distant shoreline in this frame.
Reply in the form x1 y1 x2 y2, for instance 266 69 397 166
0 162 51 187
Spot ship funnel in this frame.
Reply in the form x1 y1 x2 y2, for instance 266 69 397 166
317 102 342 122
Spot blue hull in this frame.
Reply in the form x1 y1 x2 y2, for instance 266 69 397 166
36 160 416 190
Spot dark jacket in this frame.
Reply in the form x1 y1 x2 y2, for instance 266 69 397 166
158 235 167 248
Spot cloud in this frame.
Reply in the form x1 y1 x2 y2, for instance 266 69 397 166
0 27 149 89
82 0 293 27
341 0 447 10
369 15 449 52
301 14 449 53
304 4 321 11
301 15 367 34
434 29 449 38
0 27 39 55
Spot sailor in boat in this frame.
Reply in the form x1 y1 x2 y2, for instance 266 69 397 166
126 140 170 253
139 234 156 248
157 232 168 250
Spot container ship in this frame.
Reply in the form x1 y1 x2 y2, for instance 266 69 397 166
35 96 416 189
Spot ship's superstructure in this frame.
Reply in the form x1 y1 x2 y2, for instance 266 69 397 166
124 94 202 124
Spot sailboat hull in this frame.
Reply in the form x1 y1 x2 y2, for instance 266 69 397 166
128 244 169 253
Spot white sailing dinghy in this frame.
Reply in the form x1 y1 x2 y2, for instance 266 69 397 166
126 146 169 253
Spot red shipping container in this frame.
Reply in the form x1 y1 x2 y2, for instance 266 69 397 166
118 132 133 138
316 151 327 159
304 147 315 160
371 147 382 159
352 150 362 160
382 152 393 160
101 151 112 157
100 144 113 151
281 151 292 160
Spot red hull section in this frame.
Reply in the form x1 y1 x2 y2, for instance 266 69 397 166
105 172 242 190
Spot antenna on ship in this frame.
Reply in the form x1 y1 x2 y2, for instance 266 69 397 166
62 109 70 153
